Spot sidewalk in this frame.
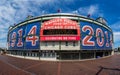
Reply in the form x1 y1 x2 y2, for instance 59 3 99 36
0 54 120 75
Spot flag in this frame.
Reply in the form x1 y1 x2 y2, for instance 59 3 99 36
87 14 91 18
57 9 61 13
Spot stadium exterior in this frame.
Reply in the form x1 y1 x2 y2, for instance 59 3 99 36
7 13 114 60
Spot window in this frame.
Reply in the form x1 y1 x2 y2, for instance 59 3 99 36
73 41 75 46
52 52 55 57
42 52 45 57
45 42 48 46
52 41 55 46
66 41 68 46
48 52 51 57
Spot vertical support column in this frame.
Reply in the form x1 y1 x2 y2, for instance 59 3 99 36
23 50 26 58
39 18 42 60
59 41 61 50
39 50 41 60
94 51 96 58
79 51 81 60
103 51 105 57
59 51 61 60
111 50 114 55
54 51 57 60
56 51 59 60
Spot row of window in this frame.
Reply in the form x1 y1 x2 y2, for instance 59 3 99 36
41 52 56 58
44 41 78 46
7 51 56 58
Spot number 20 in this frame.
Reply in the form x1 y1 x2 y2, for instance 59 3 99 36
82 25 112 48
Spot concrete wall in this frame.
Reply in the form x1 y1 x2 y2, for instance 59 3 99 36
40 41 80 50
61 41 80 50
40 42 59 50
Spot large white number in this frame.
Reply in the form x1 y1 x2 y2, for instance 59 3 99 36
105 31 109 47
26 26 39 46
11 32 16 47
110 34 113 47
96 28 104 47
17 29 23 47
82 25 95 46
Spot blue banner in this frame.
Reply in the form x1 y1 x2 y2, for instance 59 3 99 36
9 28 18 50
8 22 40 50
25 36 39 49
16 26 26 49
80 21 113 50
25 22 40 49
25 22 40 36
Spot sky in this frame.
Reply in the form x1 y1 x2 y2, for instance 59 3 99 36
0 0 120 48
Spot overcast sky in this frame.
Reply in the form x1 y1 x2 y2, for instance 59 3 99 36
0 0 120 48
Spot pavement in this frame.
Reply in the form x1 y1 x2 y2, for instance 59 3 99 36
0 54 120 75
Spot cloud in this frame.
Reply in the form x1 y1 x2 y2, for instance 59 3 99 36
1 0 72 48
110 21 120 48
114 32 120 35
113 32 120 42
113 32 120 48
72 4 105 18
72 5 100 16
0 0 119 49
0 0 58 48
88 5 98 15
72 5 120 48
110 21 120 32
0 42 7 48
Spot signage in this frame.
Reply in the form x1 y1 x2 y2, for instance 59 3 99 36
8 22 40 50
40 18 80 41
41 36 80 41
80 22 113 50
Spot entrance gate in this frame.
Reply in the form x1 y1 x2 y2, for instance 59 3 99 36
60 52 79 60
